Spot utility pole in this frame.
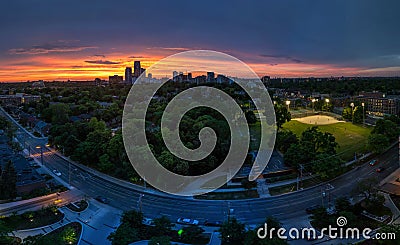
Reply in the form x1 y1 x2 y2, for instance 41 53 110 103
297 164 303 190
68 161 71 187
138 194 144 213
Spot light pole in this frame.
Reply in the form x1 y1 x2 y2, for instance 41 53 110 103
350 103 355 124
68 161 71 187
362 102 365 126
285 100 291 111
325 98 330 111
35 146 43 166
36 144 50 167
138 194 144 212
312 99 316 112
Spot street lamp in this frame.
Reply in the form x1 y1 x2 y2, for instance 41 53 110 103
325 98 330 111
35 144 50 167
312 99 316 112
138 194 144 212
350 103 355 124
361 102 365 126
35 145 43 166
285 100 291 111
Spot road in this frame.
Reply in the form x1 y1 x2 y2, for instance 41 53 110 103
1 107 399 227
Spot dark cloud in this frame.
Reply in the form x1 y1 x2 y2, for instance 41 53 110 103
93 54 106 58
1 0 400 72
146 47 191 51
84 60 120 65
260 54 304 64
9 41 96 55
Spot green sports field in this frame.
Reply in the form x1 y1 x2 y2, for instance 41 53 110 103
282 120 372 161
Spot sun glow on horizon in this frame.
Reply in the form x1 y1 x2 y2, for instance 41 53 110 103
0 51 399 82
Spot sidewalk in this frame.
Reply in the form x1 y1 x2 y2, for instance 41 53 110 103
12 199 122 244
379 168 400 195
384 193 400 225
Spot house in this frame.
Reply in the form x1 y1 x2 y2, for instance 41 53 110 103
33 120 50 136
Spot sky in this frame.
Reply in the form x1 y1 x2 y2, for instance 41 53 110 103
0 0 399 82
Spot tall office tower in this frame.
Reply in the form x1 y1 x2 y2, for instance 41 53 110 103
148 73 152 79
173 71 178 81
207 72 215 82
125 67 132 83
141 68 146 78
134 61 141 77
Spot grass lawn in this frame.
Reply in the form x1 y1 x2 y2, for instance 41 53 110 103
37 222 82 245
282 120 372 161
1 206 64 230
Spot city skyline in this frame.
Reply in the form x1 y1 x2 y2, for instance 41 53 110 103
1 0 400 82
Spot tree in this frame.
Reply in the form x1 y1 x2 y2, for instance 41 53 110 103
181 226 204 243
352 177 379 201
372 119 399 142
0 220 12 243
148 236 171 245
276 130 298 153
378 224 400 245
22 234 43 245
300 127 338 155
107 223 140 245
274 104 291 129
218 218 246 244
368 134 389 154
244 230 288 245
61 227 77 244
311 154 342 180
352 106 364 124
151 216 174 237
245 111 257 124
335 197 352 213
243 217 288 245
121 210 143 229
342 107 352 121
284 143 313 169
0 160 17 200
49 103 70 125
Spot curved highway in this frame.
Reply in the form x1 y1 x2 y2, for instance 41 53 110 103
3 108 398 225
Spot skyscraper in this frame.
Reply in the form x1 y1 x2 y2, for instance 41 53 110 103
125 67 132 83
173 71 178 81
141 68 146 78
134 61 141 78
207 72 215 82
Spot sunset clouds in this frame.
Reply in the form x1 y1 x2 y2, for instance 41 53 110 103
0 0 399 82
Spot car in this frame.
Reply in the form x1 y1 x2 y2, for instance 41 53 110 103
305 205 322 214
95 196 110 204
369 160 378 166
376 167 384 173
204 220 222 227
53 169 61 176
177 218 199 226
143 218 155 226
26 157 34 162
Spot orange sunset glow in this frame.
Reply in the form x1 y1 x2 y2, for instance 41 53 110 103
1 50 398 82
